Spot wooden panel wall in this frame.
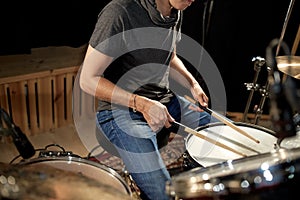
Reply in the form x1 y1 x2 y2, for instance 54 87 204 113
0 67 79 136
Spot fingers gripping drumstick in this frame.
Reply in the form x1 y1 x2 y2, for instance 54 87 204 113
184 95 260 144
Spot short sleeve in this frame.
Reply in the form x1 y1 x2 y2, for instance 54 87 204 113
89 3 127 57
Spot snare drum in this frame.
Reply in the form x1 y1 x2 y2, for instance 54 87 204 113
166 147 300 200
185 122 279 167
19 156 132 197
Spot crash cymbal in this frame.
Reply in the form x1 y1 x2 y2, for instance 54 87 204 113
276 55 300 79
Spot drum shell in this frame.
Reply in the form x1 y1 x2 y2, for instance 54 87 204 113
166 148 300 200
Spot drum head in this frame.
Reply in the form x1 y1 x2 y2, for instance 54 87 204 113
185 122 278 167
167 147 300 199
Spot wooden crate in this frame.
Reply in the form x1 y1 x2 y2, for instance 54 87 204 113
0 45 86 136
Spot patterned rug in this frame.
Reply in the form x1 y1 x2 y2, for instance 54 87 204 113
88 135 186 175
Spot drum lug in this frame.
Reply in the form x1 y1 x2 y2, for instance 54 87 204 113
182 152 202 171
274 142 280 150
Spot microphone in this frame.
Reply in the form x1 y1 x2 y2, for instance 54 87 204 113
0 108 35 159
10 124 36 159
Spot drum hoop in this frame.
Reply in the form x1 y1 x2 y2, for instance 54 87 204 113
190 121 278 149
169 147 300 198
19 156 119 176
18 156 132 195
186 121 280 168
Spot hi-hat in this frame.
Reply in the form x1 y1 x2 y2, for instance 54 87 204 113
276 55 300 79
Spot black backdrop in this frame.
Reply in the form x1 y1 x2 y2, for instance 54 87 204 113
0 0 299 113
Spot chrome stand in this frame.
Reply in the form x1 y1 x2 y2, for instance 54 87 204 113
243 56 270 124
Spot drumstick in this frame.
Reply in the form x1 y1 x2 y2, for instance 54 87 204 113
184 95 260 144
173 121 247 157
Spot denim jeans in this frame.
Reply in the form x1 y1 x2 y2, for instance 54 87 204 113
96 95 212 200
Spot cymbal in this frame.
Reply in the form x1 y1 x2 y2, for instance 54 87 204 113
276 56 300 79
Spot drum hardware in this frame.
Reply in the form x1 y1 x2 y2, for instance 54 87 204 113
8 143 81 164
121 169 142 199
244 0 298 128
275 0 296 57
242 56 272 125
182 151 203 171
184 95 260 144
266 0 299 140
38 143 80 158
87 144 141 199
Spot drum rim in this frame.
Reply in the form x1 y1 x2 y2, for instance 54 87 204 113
194 121 276 136
191 122 278 150
17 156 132 195
185 122 279 166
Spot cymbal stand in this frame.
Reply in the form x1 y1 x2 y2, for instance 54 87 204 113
253 64 272 124
242 56 267 123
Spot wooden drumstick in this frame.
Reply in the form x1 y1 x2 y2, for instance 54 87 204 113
184 95 260 144
173 121 247 157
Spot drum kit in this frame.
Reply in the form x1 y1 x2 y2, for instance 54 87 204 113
276 55 300 79
167 0 300 199
0 1 299 200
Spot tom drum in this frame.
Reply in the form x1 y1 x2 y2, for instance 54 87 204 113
185 122 279 167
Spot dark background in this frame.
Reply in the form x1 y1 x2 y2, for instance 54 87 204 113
0 0 299 113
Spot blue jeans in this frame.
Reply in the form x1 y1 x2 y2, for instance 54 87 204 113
96 95 212 200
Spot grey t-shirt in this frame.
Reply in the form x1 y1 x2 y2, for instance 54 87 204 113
89 0 182 110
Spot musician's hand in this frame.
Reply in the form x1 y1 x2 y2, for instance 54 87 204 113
190 83 209 112
135 96 174 132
